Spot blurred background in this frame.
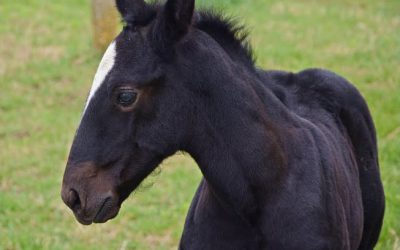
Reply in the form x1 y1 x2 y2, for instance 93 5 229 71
0 0 399 249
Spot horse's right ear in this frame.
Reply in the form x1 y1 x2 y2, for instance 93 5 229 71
152 0 195 55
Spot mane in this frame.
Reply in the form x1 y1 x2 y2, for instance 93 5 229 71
120 4 256 68
194 10 256 69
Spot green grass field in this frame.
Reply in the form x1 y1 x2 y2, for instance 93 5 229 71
0 0 399 249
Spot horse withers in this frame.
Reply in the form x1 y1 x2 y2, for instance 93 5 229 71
61 0 385 249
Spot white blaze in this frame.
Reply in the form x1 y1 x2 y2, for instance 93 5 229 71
84 41 117 112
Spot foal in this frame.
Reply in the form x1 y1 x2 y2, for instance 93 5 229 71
61 0 385 249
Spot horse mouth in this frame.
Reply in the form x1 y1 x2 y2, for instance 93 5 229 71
73 197 120 225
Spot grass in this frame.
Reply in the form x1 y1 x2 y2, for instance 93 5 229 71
0 0 399 249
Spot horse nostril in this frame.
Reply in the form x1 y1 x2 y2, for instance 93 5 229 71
68 189 82 212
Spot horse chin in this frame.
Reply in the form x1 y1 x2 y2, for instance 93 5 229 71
93 203 120 224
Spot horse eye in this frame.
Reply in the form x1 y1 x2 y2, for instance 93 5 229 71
117 91 137 106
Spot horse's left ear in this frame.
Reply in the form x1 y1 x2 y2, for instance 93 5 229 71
115 0 154 26
152 0 195 54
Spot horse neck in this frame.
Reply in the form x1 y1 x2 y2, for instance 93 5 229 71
184 66 291 223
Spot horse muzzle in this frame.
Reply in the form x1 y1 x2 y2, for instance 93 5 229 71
61 162 121 225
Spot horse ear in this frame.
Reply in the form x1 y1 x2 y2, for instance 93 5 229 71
116 0 143 19
152 0 195 54
115 0 128 18
164 0 195 35
115 0 153 25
